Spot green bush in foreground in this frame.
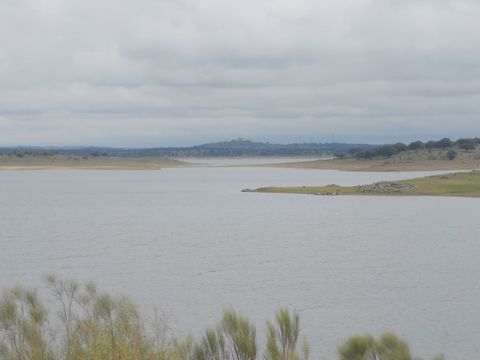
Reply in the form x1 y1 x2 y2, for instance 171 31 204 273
338 332 412 360
0 276 445 360
265 308 309 360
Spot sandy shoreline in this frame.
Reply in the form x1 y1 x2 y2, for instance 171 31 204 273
0 156 190 171
2 153 480 172
251 158 480 172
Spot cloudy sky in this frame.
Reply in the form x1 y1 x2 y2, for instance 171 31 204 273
1 0 480 146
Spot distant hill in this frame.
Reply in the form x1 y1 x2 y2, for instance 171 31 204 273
0 139 375 158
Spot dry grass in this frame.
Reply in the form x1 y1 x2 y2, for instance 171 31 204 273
255 147 480 172
0 155 189 170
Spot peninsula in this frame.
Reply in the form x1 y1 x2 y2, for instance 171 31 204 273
244 171 480 198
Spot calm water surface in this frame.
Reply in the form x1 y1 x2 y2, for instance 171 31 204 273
1 167 479 359
179 156 328 166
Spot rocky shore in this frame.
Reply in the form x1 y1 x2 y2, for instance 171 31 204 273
356 181 416 194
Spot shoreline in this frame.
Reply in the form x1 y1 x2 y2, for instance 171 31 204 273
245 171 480 198
251 147 480 171
0 156 190 171
250 159 480 172
2 154 480 172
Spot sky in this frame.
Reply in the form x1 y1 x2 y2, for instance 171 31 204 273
1 0 480 147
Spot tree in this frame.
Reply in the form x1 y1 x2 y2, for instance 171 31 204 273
348 148 363 156
425 140 436 149
456 139 476 151
408 141 425 150
447 150 457 160
436 138 453 149
393 143 408 153
460 142 475 151
376 146 397 157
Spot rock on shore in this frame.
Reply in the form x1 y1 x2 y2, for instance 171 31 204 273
356 181 416 194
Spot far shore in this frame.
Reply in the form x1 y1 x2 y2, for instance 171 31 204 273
251 159 480 172
0 156 190 171
2 149 480 172
251 151 480 172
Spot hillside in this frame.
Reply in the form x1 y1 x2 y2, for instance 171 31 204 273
0 139 374 158
258 138 480 171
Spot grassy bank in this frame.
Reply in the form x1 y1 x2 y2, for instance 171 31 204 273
247 171 480 197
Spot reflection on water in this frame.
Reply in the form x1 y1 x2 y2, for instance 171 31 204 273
0 167 478 360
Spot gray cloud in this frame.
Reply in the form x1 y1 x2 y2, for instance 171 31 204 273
1 0 480 146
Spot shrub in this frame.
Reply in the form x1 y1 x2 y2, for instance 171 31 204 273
0 276 445 360
193 327 227 360
447 150 458 160
221 309 257 360
338 334 376 360
377 332 412 360
0 287 53 360
265 308 309 360
338 332 412 360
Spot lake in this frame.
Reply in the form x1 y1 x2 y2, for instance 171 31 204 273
1 165 479 359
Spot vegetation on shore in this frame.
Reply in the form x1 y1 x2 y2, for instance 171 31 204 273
258 137 480 171
2 137 479 171
1 137 477 160
246 171 480 197
344 137 479 160
0 275 444 360
0 139 374 159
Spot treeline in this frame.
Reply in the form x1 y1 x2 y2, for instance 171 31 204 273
0 275 445 360
0 147 116 158
346 137 480 160
2 138 479 159
0 140 375 158
146 139 375 157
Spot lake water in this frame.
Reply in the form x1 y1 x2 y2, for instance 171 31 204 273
179 156 330 166
1 166 479 360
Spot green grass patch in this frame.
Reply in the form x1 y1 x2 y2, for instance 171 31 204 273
251 171 480 197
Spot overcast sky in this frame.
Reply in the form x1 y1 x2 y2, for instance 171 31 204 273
1 0 479 146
